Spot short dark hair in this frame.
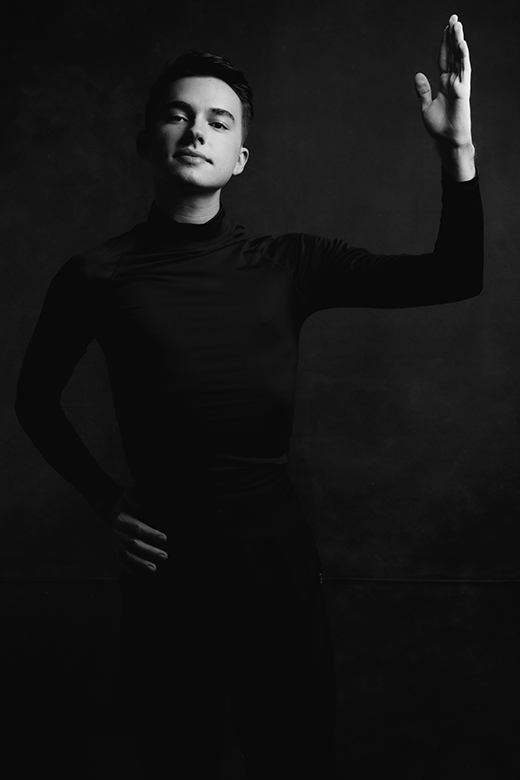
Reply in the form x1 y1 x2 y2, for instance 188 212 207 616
144 50 254 141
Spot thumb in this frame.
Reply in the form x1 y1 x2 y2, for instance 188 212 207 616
414 72 432 111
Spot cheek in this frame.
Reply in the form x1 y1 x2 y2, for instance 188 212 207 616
155 127 180 150
224 142 243 168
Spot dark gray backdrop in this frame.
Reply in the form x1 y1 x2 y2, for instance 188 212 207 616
1 0 518 582
2 2 519 777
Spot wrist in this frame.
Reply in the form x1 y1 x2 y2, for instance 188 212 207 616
436 141 476 182
92 483 124 525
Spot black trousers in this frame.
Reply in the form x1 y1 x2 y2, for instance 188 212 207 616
119 491 336 778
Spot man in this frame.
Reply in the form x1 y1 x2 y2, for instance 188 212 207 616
15 14 482 779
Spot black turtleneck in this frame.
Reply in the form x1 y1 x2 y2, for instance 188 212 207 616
16 173 483 522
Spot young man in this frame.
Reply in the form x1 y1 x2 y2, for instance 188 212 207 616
16 15 482 779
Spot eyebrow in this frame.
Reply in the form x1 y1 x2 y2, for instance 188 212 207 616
163 100 236 124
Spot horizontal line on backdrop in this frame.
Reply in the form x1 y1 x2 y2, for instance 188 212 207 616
322 576 520 584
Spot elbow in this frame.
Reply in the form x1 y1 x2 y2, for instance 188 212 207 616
450 261 484 302
14 384 36 432
15 358 66 438
14 380 49 434
460 276 483 301
473 280 484 299
450 282 483 304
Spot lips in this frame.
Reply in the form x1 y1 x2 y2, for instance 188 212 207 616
174 149 210 162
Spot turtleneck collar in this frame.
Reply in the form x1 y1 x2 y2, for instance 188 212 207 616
145 201 231 246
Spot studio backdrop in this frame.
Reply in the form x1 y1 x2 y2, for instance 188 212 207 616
1 0 519 583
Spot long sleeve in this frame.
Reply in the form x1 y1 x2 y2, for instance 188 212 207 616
14 174 484 499
15 257 122 511
273 171 483 314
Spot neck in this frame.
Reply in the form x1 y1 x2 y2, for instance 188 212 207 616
154 183 221 224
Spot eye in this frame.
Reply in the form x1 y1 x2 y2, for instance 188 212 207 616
166 113 188 123
211 121 228 130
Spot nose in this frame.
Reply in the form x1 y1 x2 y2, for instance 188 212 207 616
183 117 206 145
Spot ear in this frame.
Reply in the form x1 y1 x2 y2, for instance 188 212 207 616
136 130 150 159
233 147 249 176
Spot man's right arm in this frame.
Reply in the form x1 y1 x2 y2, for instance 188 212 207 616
15 256 169 574
15 258 123 519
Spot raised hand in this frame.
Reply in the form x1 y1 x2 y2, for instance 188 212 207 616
415 14 475 180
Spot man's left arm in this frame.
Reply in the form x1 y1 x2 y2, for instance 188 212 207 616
287 14 482 314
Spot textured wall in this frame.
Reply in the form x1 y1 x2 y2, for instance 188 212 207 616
2 0 519 580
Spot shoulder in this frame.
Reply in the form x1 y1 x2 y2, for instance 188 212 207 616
65 224 145 283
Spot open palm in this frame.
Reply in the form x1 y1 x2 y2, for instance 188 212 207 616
415 15 472 149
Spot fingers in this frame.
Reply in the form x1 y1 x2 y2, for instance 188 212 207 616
440 16 458 75
447 16 458 76
113 528 168 572
438 20 449 74
455 24 471 85
117 547 161 573
113 526 168 559
115 510 168 543
112 509 168 575
441 14 470 81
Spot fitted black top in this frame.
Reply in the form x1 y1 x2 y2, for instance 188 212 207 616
16 173 483 517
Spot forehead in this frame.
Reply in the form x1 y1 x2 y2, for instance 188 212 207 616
163 76 242 120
